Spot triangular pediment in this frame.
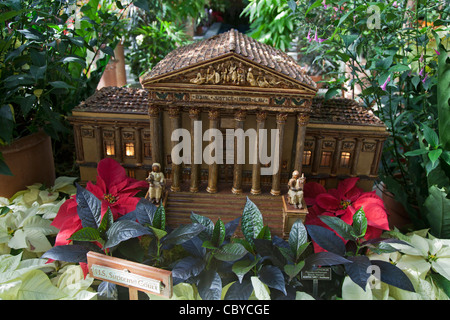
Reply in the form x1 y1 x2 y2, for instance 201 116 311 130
143 54 316 93
141 29 317 94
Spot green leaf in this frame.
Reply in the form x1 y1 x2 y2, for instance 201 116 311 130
212 218 225 247
190 212 214 242
241 197 264 246
422 124 440 148
319 215 356 241
288 219 308 260
436 35 450 151
284 261 305 280
232 258 260 283
428 149 443 164
68 227 102 242
424 186 450 239
149 226 167 240
98 208 113 236
162 223 205 246
75 184 101 229
104 220 152 249
42 244 92 263
389 64 410 73
214 243 248 262
152 204 166 230
352 207 368 238
49 81 75 89
405 148 429 157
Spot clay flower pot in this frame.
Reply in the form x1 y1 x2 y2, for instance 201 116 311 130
0 131 55 198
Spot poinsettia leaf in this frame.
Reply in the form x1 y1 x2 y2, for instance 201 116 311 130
42 244 91 263
171 256 205 283
319 215 356 241
181 236 206 258
191 212 214 242
255 225 271 240
152 204 166 230
198 270 222 300
241 197 264 247
214 242 247 262
259 265 287 295
284 261 305 280
232 258 260 283
131 198 157 225
162 223 205 246
225 217 241 238
370 260 415 292
68 227 103 243
224 278 254 300
75 183 101 229
104 220 152 249
304 251 352 269
98 208 114 236
352 207 368 238
288 219 308 259
212 218 225 247
306 224 346 255
253 239 287 269
344 256 372 291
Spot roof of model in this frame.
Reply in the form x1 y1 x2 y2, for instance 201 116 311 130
141 29 316 89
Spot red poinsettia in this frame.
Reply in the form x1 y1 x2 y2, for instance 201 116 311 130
51 158 148 247
304 177 389 253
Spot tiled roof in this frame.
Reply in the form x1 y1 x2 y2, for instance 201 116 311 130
310 97 385 127
142 29 317 89
73 86 148 114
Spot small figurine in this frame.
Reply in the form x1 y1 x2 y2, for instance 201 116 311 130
288 171 305 209
146 163 165 205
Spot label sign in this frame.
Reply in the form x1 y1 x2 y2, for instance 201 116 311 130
87 251 173 299
301 267 332 280
191 93 269 105
90 264 163 294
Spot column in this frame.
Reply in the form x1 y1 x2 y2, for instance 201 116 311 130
350 137 364 176
293 112 310 174
251 111 267 195
148 104 162 165
189 108 201 192
169 106 181 192
270 113 288 196
370 139 384 177
94 123 103 163
113 122 123 163
73 124 84 164
330 136 344 176
206 109 220 193
135 124 143 166
232 110 246 194
311 134 324 175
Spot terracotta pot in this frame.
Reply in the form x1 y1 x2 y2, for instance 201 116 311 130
382 187 412 230
0 131 55 198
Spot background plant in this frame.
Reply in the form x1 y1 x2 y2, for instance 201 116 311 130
288 0 450 236
0 0 130 176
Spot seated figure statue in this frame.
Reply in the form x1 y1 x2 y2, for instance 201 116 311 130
146 163 165 205
287 171 305 209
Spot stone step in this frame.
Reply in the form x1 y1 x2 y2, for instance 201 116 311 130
164 191 285 237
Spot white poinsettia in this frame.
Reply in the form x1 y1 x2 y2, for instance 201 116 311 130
390 232 450 282
0 203 58 254
9 176 77 208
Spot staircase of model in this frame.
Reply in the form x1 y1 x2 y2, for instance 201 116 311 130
165 191 284 238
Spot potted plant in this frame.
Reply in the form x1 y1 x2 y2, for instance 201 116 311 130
0 0 129 197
